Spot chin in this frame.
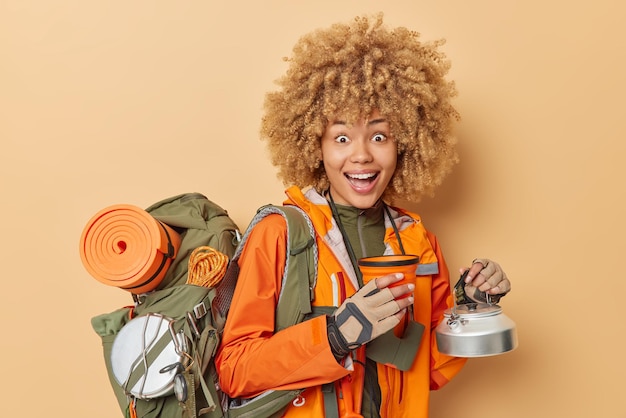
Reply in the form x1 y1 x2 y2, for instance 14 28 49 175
349 195 380 209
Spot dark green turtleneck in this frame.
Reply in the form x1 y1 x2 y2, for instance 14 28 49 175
333 201 386 262
333 201 386 418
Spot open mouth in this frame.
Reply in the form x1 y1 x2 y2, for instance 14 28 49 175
345 172 379 188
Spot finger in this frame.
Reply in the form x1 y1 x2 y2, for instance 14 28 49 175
477 268 503 292
374 272 404 289
487 275 511 294
467 259 496 286
377 309 405 329
354 279 378 299
374 297 406 319
394 294 414 311
464 262 485 284
468 269 487 287
393 308 408 322
364 286 396 306
479 260 498 279
388 283 414 299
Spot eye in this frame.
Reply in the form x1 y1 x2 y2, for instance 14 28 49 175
335 135 350 143
371 133 387 142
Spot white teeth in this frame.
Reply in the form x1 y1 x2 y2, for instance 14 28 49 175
347 173 376 179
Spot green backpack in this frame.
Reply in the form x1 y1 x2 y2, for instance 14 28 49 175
90 193 317 418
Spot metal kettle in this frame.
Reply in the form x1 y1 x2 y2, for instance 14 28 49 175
435 301 518 357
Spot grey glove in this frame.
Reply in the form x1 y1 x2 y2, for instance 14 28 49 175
327 279 404 360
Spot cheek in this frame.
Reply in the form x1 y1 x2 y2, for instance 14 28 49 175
382 150 398 172
320 145 343 169
320 141 329 161
322 159 343 176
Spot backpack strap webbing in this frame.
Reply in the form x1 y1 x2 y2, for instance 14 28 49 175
270 205 317 331
213 205 317 330
215 205 318 417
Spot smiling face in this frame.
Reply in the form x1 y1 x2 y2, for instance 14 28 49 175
321 110 398 209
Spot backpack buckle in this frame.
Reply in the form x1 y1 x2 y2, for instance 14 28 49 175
193 301 208 319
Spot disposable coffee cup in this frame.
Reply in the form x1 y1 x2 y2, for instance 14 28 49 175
358 254 420 293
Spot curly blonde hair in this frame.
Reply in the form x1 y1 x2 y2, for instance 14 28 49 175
260 14 459 202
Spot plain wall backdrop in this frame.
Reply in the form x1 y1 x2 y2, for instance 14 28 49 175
2 1 625 417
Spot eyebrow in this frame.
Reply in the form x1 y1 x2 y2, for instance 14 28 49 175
368 118 387 126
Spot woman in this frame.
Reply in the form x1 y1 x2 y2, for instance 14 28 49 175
215 14 511 418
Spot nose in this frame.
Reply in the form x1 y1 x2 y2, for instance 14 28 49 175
350 139 373 164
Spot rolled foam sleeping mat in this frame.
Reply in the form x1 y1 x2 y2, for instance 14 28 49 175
79 204 181 294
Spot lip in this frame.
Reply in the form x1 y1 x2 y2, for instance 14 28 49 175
344 171 379 194
345 170 378 178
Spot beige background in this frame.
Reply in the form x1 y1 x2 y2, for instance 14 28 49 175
2 1 624 417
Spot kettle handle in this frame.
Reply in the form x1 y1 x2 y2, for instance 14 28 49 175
453 270 503 306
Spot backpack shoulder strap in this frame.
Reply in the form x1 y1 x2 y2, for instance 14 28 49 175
212 204 317 332
261 205 317 332
217 205 318 418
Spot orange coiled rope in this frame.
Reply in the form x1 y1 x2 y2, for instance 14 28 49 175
186 246 229 288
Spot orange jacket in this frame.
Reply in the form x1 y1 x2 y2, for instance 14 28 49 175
216 187 467 417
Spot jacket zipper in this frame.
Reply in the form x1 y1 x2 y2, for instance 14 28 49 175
357 211 367 258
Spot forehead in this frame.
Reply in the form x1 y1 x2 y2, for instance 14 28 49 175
327 109 386 125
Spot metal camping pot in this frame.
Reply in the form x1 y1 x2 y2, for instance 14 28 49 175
110 313 188 399
435 302 518 357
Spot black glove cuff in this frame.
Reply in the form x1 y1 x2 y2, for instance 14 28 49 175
326 315 352 362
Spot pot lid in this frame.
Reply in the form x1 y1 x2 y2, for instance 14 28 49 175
110 314 185 398
444 303 502 318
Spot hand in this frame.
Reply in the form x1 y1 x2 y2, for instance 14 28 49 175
462 258 511 300
327 273 414 359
